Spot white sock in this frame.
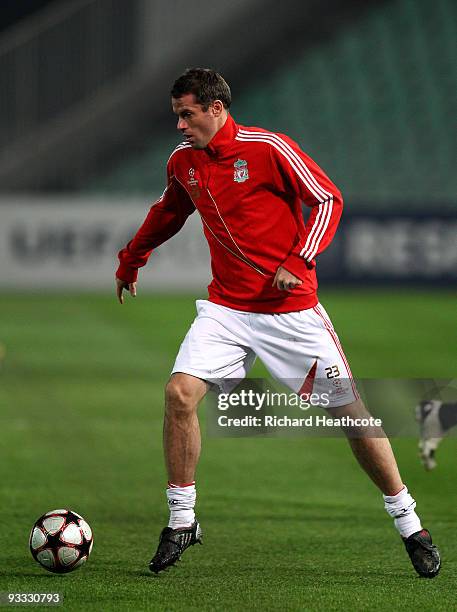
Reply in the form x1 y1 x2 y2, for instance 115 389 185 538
383 485 422 538
166 481 196 529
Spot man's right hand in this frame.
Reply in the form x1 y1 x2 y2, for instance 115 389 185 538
116 277 137 304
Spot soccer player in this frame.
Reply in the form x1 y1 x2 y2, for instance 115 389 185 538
115 68 440 578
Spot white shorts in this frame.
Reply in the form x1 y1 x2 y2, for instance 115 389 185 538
172 299 358 408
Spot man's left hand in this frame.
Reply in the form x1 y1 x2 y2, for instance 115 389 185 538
272 266 303 292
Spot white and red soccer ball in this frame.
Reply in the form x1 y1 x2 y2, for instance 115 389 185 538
29 509 93 573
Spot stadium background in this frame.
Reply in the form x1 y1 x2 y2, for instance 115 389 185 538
0 1 455 609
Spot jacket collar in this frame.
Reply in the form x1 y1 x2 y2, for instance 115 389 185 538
205 114 238 157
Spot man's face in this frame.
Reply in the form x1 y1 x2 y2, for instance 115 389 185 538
172 93 222 149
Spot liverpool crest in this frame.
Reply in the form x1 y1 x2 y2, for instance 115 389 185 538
233 159 249 183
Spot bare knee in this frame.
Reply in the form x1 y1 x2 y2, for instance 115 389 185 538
328 398 385 438
165 374 207 418
329 398 371 420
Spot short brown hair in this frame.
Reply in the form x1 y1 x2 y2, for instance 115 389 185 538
171 68 231 110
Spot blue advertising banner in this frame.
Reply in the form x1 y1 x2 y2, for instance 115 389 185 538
317 211 457 284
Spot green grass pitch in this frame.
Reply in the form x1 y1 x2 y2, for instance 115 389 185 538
0 289 455 611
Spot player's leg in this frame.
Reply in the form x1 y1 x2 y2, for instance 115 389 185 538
416 399 457 470
148 373 207 574
164 373 208 486
251 306 401 496
327 398 402 494
313 301 441 578
150 300 256 573
330 398 440 577
251 302 440 577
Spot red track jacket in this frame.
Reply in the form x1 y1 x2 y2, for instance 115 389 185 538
117 115 343 313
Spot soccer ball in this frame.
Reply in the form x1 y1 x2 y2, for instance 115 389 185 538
29 509 93 573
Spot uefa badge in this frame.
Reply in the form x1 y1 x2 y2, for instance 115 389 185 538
233 159 249 183
187 167 201 199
